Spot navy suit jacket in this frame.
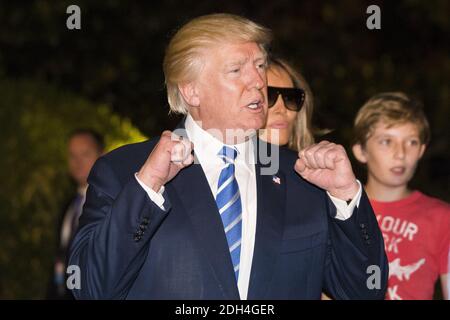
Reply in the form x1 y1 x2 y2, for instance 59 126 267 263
69 128 388 299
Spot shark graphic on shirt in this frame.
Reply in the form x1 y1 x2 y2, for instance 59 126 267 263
389 258 425 281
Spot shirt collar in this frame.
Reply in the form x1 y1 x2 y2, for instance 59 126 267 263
184 114 255 168
77 185 88 196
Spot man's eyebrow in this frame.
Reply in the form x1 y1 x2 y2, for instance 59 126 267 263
224 56 266 68
225 58 246 67
254 56 266 63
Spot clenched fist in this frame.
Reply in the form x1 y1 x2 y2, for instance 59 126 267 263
137 131 194 192
294 140 359 201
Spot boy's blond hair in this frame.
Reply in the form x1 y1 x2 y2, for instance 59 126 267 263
353 92 430 146
163 13 272 115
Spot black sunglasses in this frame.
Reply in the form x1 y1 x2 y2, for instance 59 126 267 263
267 86 305 112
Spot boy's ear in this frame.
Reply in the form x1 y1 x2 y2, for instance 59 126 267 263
352 143 368 164
418 144 426 160
178 81 200 107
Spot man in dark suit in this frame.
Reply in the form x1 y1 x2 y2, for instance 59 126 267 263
69 13 388 299
47 129 104 299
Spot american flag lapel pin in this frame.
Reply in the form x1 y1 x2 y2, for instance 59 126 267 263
272 175 281 185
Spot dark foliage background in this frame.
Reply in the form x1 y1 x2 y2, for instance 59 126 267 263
0 0 448 298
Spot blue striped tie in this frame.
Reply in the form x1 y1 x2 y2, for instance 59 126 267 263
216 146 242 281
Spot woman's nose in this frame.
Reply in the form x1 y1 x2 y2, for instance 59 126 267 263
272 95 288 114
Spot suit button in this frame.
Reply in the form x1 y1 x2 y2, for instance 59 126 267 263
364 234 370 240
142 217 149 225
366 240 371 245
136 230 144 236
362 229 368 234
134 234 142 242
359 223 366 229
139 224 147 231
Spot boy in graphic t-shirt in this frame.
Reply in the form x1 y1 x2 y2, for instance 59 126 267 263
351 92 449 300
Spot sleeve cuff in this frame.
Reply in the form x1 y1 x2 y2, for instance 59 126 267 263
134 173 166 211
327 180 362 221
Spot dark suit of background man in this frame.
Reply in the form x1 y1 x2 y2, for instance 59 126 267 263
47 129 104 299
69 14 388 299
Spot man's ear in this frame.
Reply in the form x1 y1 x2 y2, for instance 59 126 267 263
352 143 368 164
178 82 200 107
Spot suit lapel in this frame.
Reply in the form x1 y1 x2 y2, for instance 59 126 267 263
167 157 240 299
247 140 286 299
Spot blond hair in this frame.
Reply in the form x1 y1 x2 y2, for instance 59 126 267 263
163 13 272 114
268 58 315 151
353 92 430 146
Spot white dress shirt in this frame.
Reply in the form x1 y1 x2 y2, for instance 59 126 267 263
135 114 362 299
60 185 87 249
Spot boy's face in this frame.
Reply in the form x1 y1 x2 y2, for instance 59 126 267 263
353 121 426 189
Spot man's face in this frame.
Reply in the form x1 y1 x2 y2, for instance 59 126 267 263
68 134 102 187
192 42 268 142
359 122 426 189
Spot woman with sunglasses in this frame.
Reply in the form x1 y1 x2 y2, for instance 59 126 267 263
260 57 315 151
